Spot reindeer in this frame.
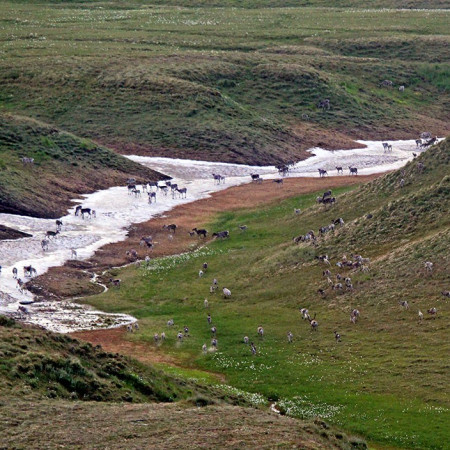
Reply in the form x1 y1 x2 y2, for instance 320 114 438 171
163 224 177 233
350 309 360 324
309 314 319 331
41 239 49 251
380 80 393 88
192 228 208 238
110 278 121 288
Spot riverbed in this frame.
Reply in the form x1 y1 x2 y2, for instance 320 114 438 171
0 139 423 332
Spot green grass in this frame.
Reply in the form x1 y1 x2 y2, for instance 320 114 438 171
82 139 450 448
0 2 448 164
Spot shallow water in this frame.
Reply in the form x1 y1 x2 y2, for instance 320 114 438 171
0 139 424 332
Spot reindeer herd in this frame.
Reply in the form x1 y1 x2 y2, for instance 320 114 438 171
127 179 189 203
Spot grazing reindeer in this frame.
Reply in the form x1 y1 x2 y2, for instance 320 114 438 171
287 331 293 343
418 310 424 321
309 314 319 331
80 208 91 219
20 157 34 165
424 261 433 273
250 174 260 182
110 278 121 288
202 343 207 353
399 300 409 310
244 336 249 344
334 331 341 342
273 179 284 186
163 224 177 233
318 98 330 110
257 326 264 338
204 298 209 308
300 308 310 320
41 239 49 251
349 167 358 175
398 85 405 92
176 187 187 198
318 168 328 177
23 265 37 278
212 230 229 239
140 236 153 249
16 278 26 293
223 287 231 298
350 309 360 324
46 230 59 239
427 307 437 317
380 80 393 88
192 228 208 238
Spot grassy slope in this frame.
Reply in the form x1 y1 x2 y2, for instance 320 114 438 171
15 0 450 10
0 113 166 218
0 2 448 165
82 139 449 448
0 316 362 449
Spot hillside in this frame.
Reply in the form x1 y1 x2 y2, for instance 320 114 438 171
0 114 166 218
76 139 449 448
1 2 448 164
0 317 362 449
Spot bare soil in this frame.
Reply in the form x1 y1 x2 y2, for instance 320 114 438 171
0 225 31 241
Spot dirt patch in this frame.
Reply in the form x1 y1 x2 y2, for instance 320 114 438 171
0 225 31 241
72 327 180 365
289 122 367 151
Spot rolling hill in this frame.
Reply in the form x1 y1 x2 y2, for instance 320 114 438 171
0 114 166 218
76 138 449 448
1 1 448 164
